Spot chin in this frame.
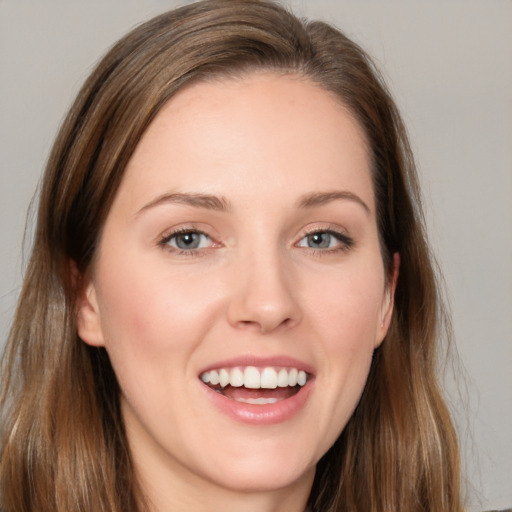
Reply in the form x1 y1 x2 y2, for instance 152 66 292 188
195 437 319 494
207 460 316 494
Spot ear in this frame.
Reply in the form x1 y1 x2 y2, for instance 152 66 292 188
375 252 400 348
74 265 105 347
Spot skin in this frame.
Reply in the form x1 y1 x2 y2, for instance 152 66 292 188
78 72 398 512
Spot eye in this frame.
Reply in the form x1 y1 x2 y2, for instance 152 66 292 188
160 229 213 252
297 230 353 252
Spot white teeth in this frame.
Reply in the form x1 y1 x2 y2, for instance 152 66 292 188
230 368 244 387
244 366 260 389
235 397 279 404
200 366 309 389
277 368 289 387
260 367 277 389
219 368 230 387
209 370 220 385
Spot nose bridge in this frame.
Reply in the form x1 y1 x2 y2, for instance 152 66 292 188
227 237 301 333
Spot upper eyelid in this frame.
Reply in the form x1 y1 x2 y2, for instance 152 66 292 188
162 226 209 237
158 225 216 243
302 226 346 235
297 224 351 239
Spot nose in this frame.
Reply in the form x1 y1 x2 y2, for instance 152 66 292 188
226 250 302 334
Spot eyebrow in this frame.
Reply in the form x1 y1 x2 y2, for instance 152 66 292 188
136 189 370 216
297 190 370 214
136 192 231 216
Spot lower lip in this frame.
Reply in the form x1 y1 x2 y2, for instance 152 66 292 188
200 380 314 425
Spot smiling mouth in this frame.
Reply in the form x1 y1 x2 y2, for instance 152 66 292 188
200 366 309 404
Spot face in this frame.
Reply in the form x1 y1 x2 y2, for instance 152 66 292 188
78 73 397 507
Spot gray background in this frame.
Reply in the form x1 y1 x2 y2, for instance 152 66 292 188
1 1 511 509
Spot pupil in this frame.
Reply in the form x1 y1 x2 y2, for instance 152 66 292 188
308 232 330 248
177 232 199 249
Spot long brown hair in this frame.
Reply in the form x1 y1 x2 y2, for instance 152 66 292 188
0 1 462 510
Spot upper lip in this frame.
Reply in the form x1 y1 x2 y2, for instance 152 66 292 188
198 355 315 376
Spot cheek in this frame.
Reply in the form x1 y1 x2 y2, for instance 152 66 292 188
302 265 384 429
305 264 384 348
94 255 223 366
92 258 228 436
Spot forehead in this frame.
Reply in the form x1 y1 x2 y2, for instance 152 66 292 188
118 71 373 213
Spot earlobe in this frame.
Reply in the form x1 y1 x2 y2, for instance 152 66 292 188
77 278 105 347
375 252 400 347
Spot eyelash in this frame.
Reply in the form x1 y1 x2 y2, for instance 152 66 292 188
158 227 215 256
157 227 354 256
297 228 354 256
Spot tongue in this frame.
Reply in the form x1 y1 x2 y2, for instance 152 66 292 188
221 385 297 401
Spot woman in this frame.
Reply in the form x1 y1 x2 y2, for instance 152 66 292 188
0 0 463 511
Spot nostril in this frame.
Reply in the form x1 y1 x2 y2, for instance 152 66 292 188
235 316 294 334
236 319 267 332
